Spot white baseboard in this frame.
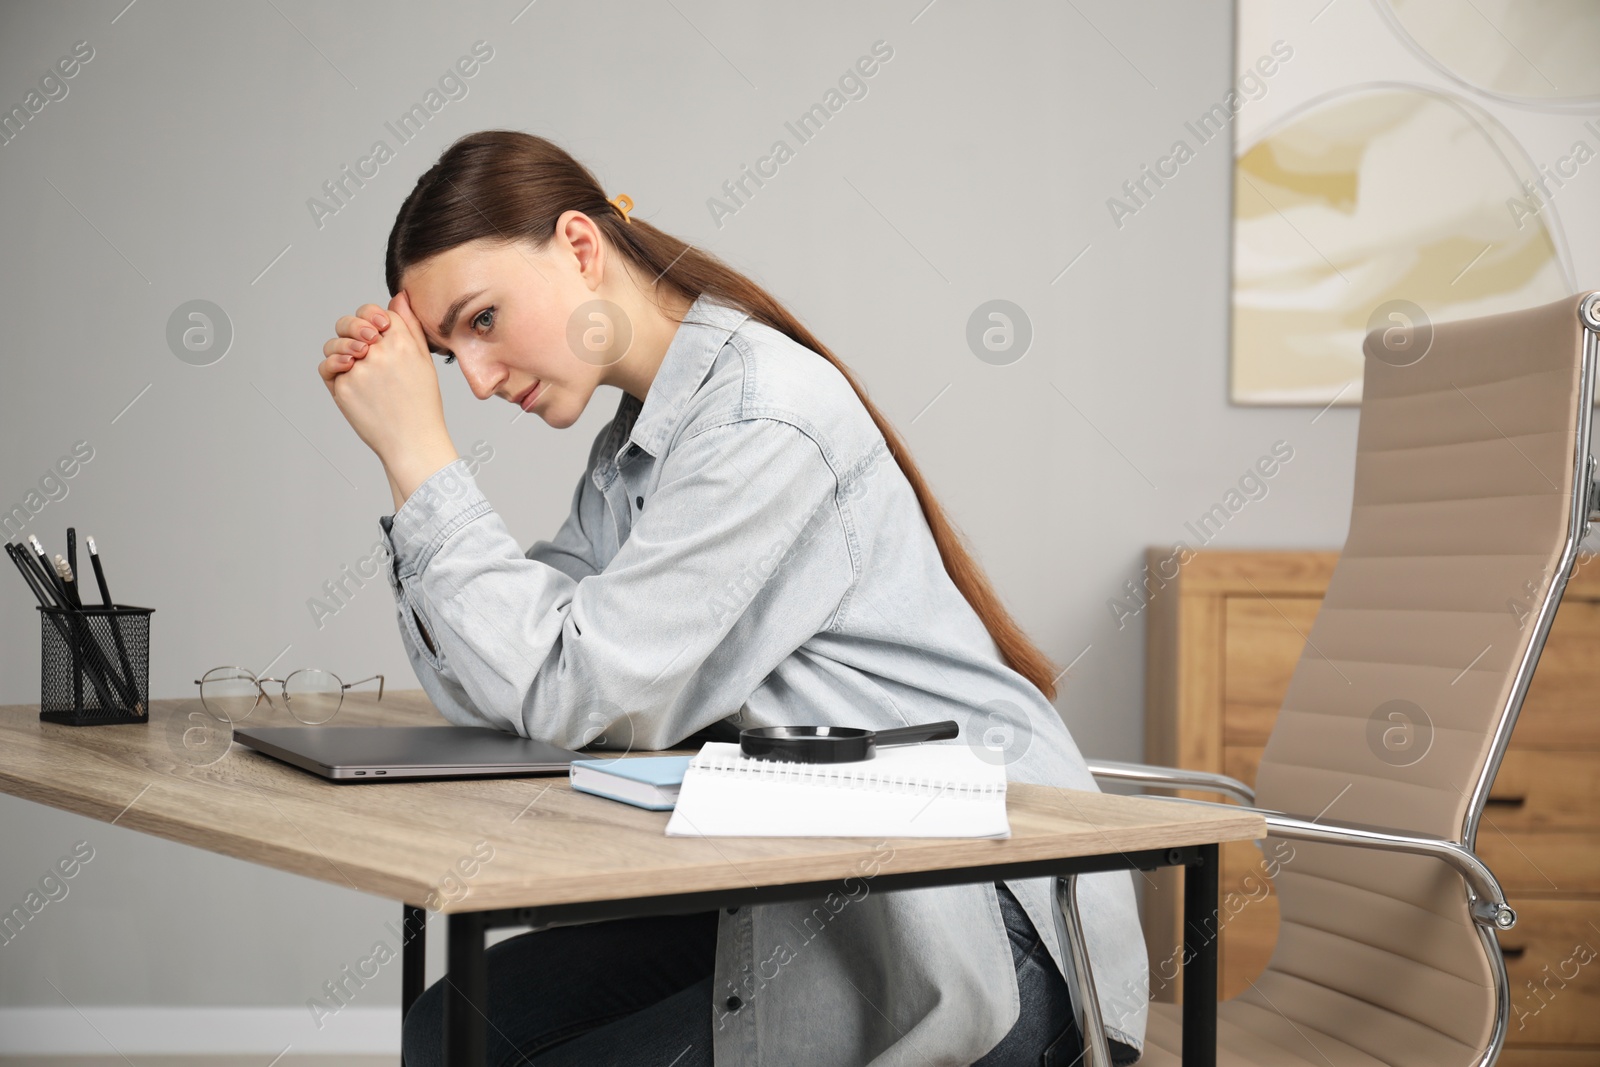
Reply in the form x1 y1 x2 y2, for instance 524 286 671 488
0 1007 400 1055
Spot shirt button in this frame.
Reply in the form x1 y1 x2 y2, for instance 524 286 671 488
635 495 644 509
726 995 743 1011
626 444 640 457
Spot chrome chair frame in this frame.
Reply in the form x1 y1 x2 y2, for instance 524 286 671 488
1061 293 1600 1067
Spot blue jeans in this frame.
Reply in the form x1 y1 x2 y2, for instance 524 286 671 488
401 884 1104 1066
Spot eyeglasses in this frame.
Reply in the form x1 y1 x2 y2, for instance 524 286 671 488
193 666 384 725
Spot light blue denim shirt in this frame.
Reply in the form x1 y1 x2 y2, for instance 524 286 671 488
378 293 1148 1065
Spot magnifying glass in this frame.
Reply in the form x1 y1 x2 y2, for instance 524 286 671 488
738 719 959 764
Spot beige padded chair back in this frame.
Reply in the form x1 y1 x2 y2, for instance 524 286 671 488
1244 290 1598 1065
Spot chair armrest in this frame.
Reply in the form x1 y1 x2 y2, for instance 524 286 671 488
1083 759 1256 806
1139 795 1517 930
1262 810 1516 930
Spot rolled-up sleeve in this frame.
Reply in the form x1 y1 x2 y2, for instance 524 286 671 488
379 496 494 731
378 416 854 748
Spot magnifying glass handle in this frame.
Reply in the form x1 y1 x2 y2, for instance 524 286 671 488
873 720 960 747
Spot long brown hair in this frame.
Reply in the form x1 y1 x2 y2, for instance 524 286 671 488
385 130 1061 701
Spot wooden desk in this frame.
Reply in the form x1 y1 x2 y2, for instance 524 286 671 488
0 691 1266 1066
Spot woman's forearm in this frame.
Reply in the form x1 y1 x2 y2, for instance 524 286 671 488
387 464 406 514
385 432 460 514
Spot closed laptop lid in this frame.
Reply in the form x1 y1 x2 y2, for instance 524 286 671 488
233 725 585 782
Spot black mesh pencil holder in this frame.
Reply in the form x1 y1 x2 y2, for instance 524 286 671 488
38 604 153 726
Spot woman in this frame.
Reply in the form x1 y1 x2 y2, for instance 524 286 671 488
319 130 1146 1067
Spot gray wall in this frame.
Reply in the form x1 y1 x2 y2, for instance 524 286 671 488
0 0 1370 1053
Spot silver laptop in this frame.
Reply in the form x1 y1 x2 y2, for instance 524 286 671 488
233 725 586 782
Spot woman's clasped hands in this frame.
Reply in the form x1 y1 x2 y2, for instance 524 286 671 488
319 290 454 471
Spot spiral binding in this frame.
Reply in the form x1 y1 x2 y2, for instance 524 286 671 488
690 752 1006 799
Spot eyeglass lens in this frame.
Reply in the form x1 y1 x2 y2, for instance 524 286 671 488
198 667 343 725
284 669 341 724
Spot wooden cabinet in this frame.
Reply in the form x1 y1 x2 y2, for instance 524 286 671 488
1142 548 1600 1061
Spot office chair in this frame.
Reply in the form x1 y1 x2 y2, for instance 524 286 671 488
1057 289 1600 1066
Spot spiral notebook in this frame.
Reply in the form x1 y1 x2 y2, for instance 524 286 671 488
663 742 1010 838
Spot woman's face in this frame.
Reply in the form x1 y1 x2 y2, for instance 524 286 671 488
400 229 610 429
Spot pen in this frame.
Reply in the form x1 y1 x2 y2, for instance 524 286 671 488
86 535 144 717
66 528 77 601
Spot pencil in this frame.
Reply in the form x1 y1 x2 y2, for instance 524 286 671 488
86 536 144 717
56 554 83 711
28 536 69 604
52 552 139 714
7 544 123 715
54 555 81 609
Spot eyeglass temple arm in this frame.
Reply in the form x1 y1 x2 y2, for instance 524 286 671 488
192 673 270 688
343 674 384 700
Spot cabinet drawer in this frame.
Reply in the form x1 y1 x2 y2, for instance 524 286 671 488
1495 899 1600 1046
1223 596 1322 746
1485 749 1600 831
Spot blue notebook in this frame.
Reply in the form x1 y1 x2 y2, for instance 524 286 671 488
570 755 692 811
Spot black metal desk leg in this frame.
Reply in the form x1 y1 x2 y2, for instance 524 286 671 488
445 910 488 1066
400 904 427 1067
402 904 427 1019
1182 843 1219 1066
